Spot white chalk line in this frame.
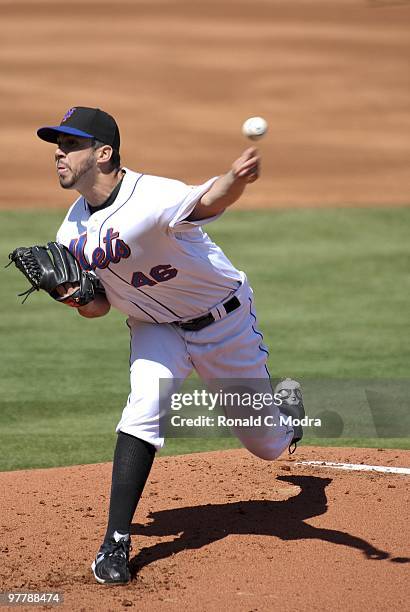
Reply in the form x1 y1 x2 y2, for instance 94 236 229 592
295 461 410 475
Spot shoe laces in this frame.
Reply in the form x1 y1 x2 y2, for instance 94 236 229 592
103 537 131 561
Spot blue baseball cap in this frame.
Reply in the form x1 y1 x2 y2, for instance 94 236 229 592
37 106 120 151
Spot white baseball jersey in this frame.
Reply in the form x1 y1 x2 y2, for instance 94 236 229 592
56 166 295 458
56 168 243 323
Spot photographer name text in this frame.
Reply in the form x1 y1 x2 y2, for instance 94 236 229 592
170 415 321 428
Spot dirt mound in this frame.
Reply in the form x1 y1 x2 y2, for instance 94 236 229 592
1 0 410 209
1 447 409 611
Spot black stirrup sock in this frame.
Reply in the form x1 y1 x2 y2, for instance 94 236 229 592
104 431 156 541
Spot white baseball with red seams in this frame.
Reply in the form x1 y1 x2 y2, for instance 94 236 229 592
57 168 293 455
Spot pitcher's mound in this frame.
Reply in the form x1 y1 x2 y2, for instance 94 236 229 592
1 447 409 611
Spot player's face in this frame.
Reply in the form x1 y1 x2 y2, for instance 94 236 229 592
55 135 96 190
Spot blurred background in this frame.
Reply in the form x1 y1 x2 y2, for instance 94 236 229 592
1 0 410 208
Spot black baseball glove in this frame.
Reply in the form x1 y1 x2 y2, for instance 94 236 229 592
7 241 104 306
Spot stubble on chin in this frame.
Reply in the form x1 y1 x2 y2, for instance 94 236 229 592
59 174 76 190
58 153 95 190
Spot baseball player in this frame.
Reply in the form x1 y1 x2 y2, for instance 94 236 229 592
36 106 304 585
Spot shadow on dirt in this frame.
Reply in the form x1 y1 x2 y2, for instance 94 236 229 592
130 475 406 576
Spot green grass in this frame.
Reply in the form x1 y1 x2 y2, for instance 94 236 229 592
1 207 409 471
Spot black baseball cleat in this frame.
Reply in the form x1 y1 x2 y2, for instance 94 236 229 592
91 531 131 585
275 378 305 454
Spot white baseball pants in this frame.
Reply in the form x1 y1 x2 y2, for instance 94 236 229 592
116 278 293 460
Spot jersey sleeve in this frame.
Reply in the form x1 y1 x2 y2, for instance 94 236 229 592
56 219 79 249
161 176 220 232
56 226 66 245
56 218 72 247
55 197 88 246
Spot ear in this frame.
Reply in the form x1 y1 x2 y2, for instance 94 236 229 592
95 145 113 165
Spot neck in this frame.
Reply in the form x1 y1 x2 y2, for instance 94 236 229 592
79 169 124 207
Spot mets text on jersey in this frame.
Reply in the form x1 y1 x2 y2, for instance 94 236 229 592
69 228 179 288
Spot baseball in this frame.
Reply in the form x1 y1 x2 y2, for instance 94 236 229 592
241 116 268 140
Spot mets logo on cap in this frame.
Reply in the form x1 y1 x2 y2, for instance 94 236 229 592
61 107 76 123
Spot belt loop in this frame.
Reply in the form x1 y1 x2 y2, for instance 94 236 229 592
209 305 222 321
173 289 242 331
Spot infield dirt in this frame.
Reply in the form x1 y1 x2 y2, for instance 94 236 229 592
1 0 410 209
1 447 409 611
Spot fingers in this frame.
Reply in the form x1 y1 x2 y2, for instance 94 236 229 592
244 146 258 158
61 296 81 308
55 282 80 299
232 147 260 182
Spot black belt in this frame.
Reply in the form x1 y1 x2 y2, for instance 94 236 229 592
173 296 241 332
